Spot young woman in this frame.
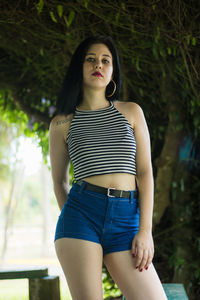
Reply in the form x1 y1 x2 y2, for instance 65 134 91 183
49 36 167 300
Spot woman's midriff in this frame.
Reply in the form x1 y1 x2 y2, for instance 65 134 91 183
81 173 136 191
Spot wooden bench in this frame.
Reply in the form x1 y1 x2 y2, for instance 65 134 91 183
0 267 60 300
122 283 189 300
1 268 189 300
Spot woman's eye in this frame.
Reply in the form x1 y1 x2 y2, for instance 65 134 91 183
86 57 95 62
86 57 110 64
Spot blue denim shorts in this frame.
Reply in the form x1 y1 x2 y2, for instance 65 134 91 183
54 180 140 256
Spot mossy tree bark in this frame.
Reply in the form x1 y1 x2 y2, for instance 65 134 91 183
153 74 183 226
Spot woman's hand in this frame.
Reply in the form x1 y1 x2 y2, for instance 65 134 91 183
131 231 154 271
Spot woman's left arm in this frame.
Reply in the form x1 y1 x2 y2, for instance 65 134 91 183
130 102 154 271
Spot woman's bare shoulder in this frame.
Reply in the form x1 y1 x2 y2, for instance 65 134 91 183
117 100 143 116
116 100 141 107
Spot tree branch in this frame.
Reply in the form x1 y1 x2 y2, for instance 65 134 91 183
12 92 51 128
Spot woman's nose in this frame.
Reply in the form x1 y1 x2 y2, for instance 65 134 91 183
95 60 102 69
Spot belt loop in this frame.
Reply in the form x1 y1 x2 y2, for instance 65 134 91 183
129 191 134 204
79 181 86 193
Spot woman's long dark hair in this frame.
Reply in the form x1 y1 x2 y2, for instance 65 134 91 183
55 35 122 115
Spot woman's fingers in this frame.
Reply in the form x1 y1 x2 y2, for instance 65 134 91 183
137 248 148 271
135 247 143 269
144 247 154 270
135 248 154 271
132 232 154 271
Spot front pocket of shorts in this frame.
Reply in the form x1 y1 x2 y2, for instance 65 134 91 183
113 206 139 229
117 199 139 228
115 200 138 219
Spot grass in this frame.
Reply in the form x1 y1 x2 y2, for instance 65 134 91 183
0 278 72 300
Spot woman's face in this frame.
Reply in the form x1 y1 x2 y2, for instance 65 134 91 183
82 43 113 92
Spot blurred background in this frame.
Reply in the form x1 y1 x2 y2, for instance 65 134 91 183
0 1 200 299
0 127 72 299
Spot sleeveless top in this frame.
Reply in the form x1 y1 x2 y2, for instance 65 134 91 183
66 100 137 181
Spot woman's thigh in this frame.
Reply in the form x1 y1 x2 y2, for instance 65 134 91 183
55 237 104 300
104 250 168 300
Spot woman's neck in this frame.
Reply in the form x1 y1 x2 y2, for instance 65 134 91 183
79 89 109 110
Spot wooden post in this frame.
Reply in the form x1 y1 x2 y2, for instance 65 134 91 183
29 275 60 300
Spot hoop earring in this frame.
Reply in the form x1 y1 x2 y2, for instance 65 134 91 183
107 79 116 97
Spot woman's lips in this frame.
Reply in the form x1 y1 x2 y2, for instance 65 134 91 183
92 72 103 77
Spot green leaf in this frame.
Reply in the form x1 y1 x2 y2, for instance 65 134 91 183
167 47 172 55
57 5 63 18
152 45 158 59
36 0 44 14
84 0 89 9
139 88 144 96
192 37 196 46
186 34 190 45
159 48 166 58
49 11 57 23
172 46 176 56
68 10 75 27
135 58 141 72
64 11 75 28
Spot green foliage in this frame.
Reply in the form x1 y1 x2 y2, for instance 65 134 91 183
0 91 49 163
37 129 49 164
36 0 44 14
0 93 29 134
102 267 122 299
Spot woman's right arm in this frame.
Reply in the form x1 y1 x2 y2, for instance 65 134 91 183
49 114 73 211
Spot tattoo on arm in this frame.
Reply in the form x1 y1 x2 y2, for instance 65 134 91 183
56 117 72 126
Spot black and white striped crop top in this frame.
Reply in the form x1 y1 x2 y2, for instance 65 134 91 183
66 100 137 180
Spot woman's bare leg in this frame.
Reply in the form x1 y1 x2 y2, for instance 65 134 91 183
104 250 167 300
55 238 104 300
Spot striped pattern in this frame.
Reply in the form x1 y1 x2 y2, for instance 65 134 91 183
66 100 137 180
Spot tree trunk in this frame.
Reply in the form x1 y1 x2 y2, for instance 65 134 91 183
122 77 129 101
171 166 194 299
153 75 183 226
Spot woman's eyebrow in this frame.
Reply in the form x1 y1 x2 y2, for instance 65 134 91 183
86 52 112 58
